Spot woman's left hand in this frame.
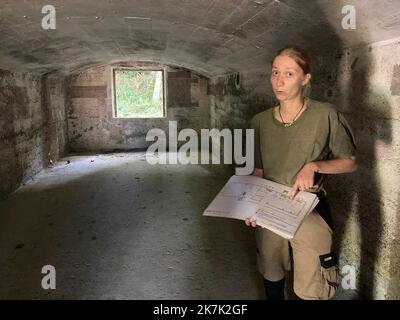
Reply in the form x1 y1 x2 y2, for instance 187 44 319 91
290 162 317 200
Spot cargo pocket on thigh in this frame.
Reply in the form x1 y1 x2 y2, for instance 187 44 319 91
319 252 339 299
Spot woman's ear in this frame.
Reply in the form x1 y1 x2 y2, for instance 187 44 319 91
302 74 312 97
302 73 311 86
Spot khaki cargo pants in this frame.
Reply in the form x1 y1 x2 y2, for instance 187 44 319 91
255 210 339 300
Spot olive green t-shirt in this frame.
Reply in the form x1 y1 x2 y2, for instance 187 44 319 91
250 99 357 192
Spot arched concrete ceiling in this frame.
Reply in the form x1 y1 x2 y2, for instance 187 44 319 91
1 0 399 77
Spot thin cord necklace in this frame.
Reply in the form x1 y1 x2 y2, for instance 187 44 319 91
278 98 306 127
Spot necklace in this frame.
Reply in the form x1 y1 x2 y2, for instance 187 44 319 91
278 98 306 127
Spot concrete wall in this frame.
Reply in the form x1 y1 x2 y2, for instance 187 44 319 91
67 62 210 152
209 71 275 131
326 39 400 299
0 70 67 198
209 39 400 299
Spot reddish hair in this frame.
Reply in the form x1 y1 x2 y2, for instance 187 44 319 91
272 45 311 74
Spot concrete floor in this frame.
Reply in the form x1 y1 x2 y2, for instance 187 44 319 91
0 151 357 300
0 151 265 299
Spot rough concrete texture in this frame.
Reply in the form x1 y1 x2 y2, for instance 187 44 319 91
209 72 275 131
0 69 67 197
325 39 400 299
67 62 209 152
0 152 264 299
1 1 400 76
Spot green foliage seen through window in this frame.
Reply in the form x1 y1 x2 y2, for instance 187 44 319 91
114 70 164 118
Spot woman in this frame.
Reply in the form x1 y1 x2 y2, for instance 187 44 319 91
246 45 357 300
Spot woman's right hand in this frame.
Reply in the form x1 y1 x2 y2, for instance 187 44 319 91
245 217 257 228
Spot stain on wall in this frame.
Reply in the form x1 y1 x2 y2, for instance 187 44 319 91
167 70 192 108
70 86 108 99
390 64 400 96
0 69 67 197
